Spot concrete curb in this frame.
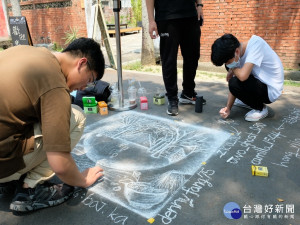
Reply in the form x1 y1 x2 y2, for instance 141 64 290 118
119 57 300 82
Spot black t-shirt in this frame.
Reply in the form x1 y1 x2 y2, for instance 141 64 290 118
154 0 197 21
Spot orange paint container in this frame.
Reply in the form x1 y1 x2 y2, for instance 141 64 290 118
98 101 108 115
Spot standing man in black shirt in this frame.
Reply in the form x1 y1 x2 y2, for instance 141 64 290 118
146 0 206 116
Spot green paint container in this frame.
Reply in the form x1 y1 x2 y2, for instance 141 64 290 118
82 96 97 107
84 104 98 114
153 95 165 105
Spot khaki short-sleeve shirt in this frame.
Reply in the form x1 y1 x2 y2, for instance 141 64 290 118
0 46 71 178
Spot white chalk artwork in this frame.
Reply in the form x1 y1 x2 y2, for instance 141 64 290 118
72 111 230 218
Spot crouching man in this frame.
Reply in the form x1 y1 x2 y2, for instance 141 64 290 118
211 34 284 121
0 38 104 212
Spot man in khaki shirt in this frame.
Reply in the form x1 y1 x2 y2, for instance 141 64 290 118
0 38 105 212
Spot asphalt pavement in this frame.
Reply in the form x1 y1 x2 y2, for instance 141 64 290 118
1 67 300 225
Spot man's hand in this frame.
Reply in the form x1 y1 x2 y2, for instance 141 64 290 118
149 20 158 39
219 107 230 119
197 6 204 24
47 151 104 188
81 166 104 188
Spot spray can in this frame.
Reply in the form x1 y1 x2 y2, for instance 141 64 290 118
195 96 203 113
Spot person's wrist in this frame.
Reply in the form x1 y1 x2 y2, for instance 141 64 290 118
197 3 203 7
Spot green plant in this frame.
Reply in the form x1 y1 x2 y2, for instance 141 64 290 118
284 80 300 87
52 42 64 52
120 15 125 24
131 0 142 26
128 17 137 27
63 26 78 45
123 61 143 71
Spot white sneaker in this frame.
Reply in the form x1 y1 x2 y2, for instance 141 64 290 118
234 99 252 109
245 105 268 122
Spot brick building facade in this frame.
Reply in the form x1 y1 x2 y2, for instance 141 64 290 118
5 0 132 47
200 0 300 69
2 0 300 69
7 0 87 47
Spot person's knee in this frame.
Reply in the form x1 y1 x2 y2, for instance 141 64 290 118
71 104 86 129
228 77 240 95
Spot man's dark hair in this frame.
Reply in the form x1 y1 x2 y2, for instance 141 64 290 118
211 34 240 66
63 37 105 80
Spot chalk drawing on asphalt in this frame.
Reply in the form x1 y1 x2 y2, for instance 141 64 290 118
72 111 230 218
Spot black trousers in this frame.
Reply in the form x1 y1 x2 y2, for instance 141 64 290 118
157 17 200 98
229 75 271 111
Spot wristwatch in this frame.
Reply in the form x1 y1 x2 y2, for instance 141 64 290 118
197 3 203 7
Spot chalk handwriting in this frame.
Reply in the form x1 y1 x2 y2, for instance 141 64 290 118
75 192 129 225
217 126 241 158
224 107 300 165
226 123 268 164
251 130 286 165
276 108 300 130
271 138 300 168
158 167 215 224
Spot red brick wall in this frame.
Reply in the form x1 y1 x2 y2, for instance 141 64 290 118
200 0 300 69
8 1 132 48
102 6 132 25
9 0 87 48
7 0 300 69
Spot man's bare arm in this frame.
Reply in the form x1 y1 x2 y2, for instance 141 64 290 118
146 0 158 39
46 151 103 188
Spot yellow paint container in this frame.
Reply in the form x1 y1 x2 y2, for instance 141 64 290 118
251 165 268 177
147 218 155 224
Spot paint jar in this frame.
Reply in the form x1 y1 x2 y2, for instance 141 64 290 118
83 96 98 114
84 105 98 114
128 86 137 105
98 101 108 115
82 96 97 107
140 96 148 110
251 165 268 177
153 88 165 105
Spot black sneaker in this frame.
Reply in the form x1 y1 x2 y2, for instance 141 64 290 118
9 182 74 212
0 174 26 196
0 180 19 196
179 92 206 105
167 97 179 116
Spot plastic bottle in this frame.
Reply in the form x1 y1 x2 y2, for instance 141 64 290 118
128 86 137 105
137 81 147 97
110 83 119 107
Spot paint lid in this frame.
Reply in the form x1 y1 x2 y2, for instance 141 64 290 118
140 96 148 102
98 101 107 107
82 96 96 106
